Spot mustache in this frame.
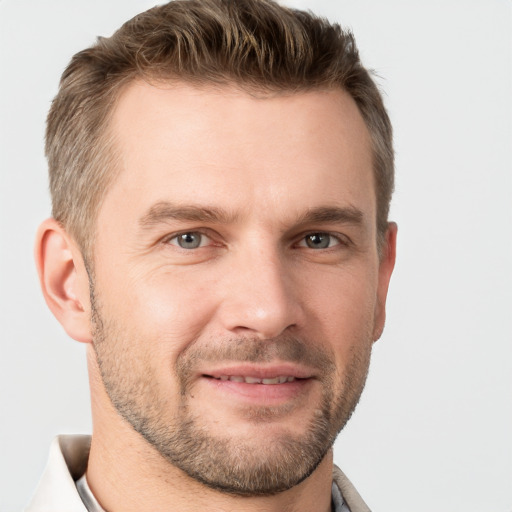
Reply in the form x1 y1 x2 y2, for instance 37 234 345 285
176 335 336 388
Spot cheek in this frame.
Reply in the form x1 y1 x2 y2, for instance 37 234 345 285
303 265 378 351
100 267 220 359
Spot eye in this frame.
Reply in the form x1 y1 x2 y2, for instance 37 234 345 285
300 233 341 249
168 232 209 249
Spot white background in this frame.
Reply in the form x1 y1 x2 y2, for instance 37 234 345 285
1 1 511 511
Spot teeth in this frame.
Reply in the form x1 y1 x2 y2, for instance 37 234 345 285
216 375 296 384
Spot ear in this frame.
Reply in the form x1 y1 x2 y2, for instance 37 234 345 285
34 218 92 343
373 222 397 341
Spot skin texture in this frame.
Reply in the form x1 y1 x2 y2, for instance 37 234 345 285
35 82 396 512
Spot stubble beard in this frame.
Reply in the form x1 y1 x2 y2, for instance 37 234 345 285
90 287 373 497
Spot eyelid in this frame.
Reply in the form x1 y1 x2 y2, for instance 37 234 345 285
158 228 350 250
295 231 351 248
162 229 215 248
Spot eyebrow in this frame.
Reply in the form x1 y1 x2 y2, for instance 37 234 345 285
295 206 364 226
139 201 364 230
139 201 239 228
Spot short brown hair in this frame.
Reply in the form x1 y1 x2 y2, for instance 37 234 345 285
46 0 394 259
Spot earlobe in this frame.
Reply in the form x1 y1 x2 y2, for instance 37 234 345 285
35 218 92 343
373 222 397 341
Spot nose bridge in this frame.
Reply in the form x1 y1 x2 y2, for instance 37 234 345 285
218 239 303 338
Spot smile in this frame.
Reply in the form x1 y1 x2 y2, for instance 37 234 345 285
199 368 314 403
212 375 298 384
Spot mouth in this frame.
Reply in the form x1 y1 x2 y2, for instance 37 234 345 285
201 363 314 383
197 364 315 404
206 375 300 384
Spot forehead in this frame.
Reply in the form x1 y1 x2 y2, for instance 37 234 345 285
103 80 375 227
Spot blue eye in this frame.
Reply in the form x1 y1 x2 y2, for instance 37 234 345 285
170 232 205 249
303 233 339 249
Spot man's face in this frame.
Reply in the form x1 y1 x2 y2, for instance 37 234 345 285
89 82 394 495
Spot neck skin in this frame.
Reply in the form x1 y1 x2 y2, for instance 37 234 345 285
85 346 334 512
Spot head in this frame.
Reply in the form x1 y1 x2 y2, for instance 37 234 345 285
37 0 396 499
46 0 394 263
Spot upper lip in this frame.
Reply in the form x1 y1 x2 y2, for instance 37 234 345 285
200 363 316 380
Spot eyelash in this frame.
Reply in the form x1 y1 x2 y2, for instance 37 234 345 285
163 230 214 250
162 230 350 251
296 232 349 249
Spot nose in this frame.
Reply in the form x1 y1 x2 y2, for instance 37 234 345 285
216 244 305 339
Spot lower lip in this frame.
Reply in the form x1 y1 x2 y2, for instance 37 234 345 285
202 376 312 403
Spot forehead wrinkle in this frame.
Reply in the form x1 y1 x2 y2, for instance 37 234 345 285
138 201 241 229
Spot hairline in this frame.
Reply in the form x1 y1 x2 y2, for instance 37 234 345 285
80 75 388 266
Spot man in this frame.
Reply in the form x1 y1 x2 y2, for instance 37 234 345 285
26 0 396 510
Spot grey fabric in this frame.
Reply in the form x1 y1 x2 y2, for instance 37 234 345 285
332 479 351 512
76 474 105 512
332 465 371 512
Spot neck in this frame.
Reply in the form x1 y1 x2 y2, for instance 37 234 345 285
86 348 334 512
87 433 334 512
